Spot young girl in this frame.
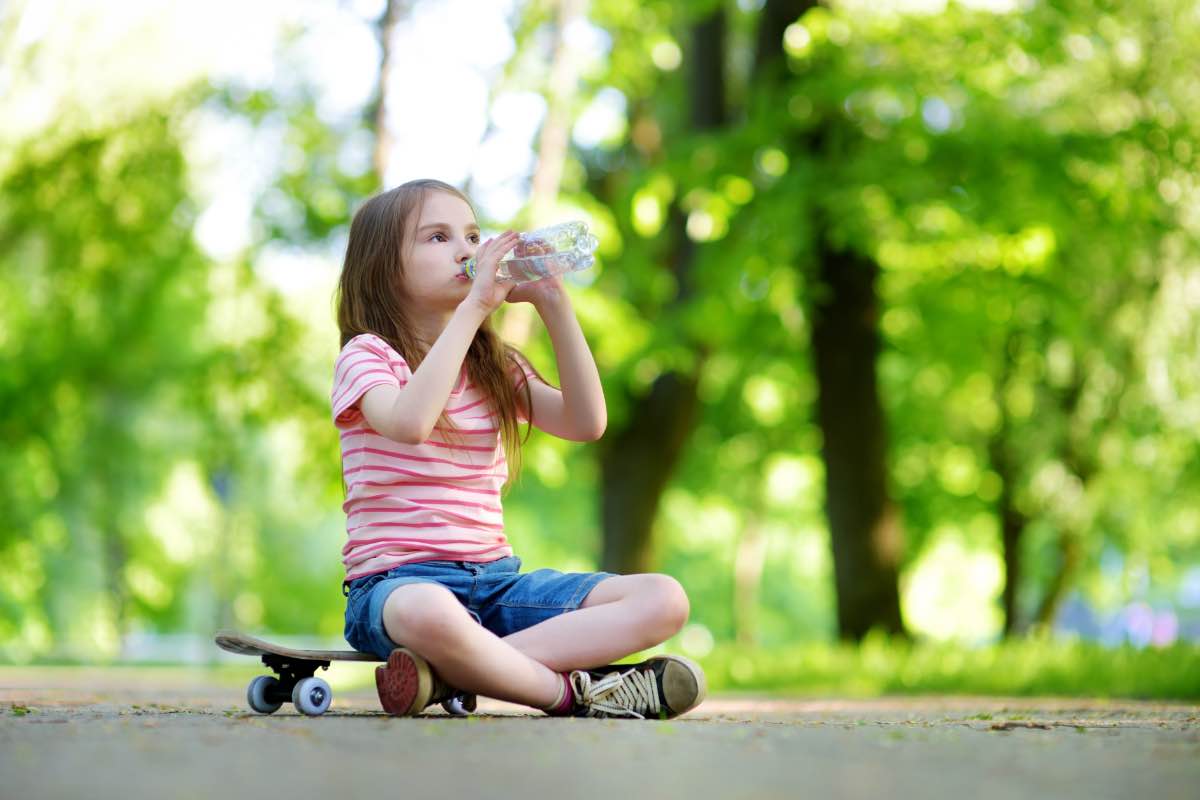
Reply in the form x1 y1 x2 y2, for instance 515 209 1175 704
333 179 706 719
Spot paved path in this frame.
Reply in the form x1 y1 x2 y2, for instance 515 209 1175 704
1 667 1197 799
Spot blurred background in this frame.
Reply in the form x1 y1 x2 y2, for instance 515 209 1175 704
2 0 1198 697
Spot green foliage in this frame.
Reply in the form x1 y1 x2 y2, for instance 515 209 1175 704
2 0 1199 666
0 106 215 653
540 0 1200 641
700 637 1200 699
0 91 346 658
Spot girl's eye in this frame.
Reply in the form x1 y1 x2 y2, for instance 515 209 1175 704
431 233 447 242
469 235 480 244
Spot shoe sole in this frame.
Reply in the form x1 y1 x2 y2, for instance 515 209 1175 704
375 647 433 716
653 655 707 718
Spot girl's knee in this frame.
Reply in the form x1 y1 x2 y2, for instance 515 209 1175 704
382 583 471 649
641 574 690 641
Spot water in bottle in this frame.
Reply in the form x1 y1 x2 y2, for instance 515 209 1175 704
461 221 599 284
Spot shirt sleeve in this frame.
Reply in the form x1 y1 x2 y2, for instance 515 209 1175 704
331 335 408 427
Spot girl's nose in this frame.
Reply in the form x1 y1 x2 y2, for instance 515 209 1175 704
458 238 476 263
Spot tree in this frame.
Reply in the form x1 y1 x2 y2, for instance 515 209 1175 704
522 0 1200 643
0 104 302 655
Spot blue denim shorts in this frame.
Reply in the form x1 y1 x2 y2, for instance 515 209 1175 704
343 556 616 659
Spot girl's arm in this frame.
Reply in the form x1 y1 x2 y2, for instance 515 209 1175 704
511 281 607 442
360 231 520 444
359 303 487 444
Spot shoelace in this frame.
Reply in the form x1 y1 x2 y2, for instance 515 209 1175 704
570 667 661 720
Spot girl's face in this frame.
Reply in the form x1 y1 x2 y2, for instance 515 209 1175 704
401 190 480 309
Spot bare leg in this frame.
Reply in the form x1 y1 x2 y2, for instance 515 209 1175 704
501 574 690 672
383 582 563 709
382 574 689 709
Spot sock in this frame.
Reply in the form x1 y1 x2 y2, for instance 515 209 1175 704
541 672 576 716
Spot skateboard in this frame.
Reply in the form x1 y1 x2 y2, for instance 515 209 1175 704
215 630 377 716
214 630 474 717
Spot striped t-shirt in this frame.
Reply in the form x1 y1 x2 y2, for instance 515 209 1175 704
331 333 532 580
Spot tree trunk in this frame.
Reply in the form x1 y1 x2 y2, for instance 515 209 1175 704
501 0 585 347
992 444 1028 636
529 0 586 223
754 0 906 641
1032 531 1080 628
733 511 767 646
756 0 809 81
1033 368 1094 629
989 331 1028 636
102 518 129 655
370 0 406 184
598 8 726 574
600 371 703 573
992 444 1025 635
811 244 905 639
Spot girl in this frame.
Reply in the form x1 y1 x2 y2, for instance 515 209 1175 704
333 179 706 719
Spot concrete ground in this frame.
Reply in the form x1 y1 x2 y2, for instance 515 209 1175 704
1 666 1197 800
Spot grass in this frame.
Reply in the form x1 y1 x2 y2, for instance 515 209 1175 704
4 637 1199 701
696 637 1200 700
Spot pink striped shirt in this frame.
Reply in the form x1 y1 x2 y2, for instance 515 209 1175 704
332 333 532 580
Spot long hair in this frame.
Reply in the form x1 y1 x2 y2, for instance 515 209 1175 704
335 179 535 482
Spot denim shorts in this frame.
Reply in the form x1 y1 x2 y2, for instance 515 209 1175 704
343 556 616 659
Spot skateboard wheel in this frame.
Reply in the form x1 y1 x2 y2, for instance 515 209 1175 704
247 675 283 714
292 676 332 716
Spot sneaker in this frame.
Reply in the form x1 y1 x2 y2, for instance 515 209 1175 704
440 692 477 717
569 654 707 720
375 647 475 716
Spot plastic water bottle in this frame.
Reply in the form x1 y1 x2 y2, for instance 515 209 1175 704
461 221 599 284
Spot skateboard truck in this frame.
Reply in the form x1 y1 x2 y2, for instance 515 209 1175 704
257 655 330 706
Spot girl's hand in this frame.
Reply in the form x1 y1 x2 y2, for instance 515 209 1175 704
506 238 568 308
506 273 566 307
463 230 520 315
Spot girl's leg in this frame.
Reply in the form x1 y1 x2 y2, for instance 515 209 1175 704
500 573 690 672
382 582 562 709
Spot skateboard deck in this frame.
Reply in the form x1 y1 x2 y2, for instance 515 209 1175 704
216 630 380 663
